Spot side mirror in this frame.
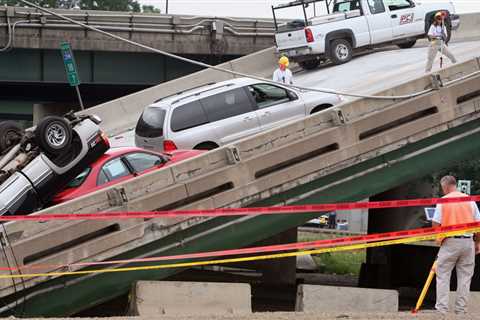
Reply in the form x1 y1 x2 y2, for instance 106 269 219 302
287 90 298 101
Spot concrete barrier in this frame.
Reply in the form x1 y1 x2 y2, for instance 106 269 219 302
295 285 399 312
453 13 480 42
129 281 252 316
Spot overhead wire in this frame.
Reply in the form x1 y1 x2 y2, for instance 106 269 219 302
19 0 439 100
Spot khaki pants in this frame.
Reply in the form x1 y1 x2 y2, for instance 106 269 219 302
425 41 457 72
435 238 475 314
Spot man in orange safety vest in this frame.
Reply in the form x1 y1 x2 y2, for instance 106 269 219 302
432 175 480 315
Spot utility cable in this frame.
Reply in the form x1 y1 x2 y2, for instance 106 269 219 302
19 0 438 100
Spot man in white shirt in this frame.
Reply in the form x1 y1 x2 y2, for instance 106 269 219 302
425 11 457 73
273 56 293 85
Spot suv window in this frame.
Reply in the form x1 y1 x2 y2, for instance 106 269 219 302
171 101 208 132
136 107 166 138
125 152 164 172
367 0 385 14
384 0 413 11
201 88 254 122
334 0 362 13
249 84 290 109
98 158 130 186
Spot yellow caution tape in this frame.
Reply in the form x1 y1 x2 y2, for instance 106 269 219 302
1 226 479 279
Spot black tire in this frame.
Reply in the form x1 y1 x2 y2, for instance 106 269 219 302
329 39 353 65
35 116 73 155
299 59 320 70
0 121 23 153
193 142 219 151
397 40 417 49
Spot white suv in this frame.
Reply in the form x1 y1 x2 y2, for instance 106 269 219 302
135 78 342 151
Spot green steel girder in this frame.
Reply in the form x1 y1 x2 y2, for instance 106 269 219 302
5 117 480 317
0 48 234 86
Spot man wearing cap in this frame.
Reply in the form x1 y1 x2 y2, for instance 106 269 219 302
273 56 293 85
425 11 457 72
432 175 480 315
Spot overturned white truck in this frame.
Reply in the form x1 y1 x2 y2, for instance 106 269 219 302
0 113 109 215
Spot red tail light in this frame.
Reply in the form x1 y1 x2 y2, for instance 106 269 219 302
163 140 177 152
100 131 110 148
305 28 314 43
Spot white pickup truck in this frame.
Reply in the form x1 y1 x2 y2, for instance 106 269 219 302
273 0 460 70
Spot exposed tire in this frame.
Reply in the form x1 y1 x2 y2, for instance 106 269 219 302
193 142 219 151
329 39 353 65
35 116 73 155
299 59 320 70
397 40 417 49
0 121 23 153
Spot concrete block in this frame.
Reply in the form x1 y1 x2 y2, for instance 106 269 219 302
449 291 480 313
296 285 398 312
130 281 252 316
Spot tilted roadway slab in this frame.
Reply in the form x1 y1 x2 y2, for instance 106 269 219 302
0 54 479 316
0 17 478 317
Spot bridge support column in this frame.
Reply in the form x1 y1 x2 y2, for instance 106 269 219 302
260 227 297 286
360 181 435 290
33 103 81 125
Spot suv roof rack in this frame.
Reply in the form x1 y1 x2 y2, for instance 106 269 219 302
171 83 236 105
154 82 217 103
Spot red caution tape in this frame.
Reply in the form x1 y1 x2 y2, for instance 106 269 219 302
4 221 480 273
2 195 480 221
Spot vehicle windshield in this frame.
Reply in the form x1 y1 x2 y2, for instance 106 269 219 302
66 167 91 188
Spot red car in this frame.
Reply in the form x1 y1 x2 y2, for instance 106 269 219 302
52 147 204 204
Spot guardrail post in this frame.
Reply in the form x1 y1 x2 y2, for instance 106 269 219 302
431 74 443 90
331 108 348 125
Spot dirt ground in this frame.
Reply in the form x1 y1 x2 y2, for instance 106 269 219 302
8 312 480 320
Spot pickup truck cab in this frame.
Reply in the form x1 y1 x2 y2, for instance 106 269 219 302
273 0 460 69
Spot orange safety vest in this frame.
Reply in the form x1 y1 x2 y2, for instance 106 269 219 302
437 191 475 243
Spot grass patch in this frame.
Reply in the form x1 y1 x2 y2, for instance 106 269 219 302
298 231 366 276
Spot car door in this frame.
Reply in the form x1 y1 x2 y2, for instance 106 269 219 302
385 0 421 38
249 84 305 131
365 0 393 44
200 88 261 146
123 152 166 177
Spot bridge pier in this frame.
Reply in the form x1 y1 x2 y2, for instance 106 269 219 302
33 103 82 124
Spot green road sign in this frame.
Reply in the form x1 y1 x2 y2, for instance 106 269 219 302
60 42 80 87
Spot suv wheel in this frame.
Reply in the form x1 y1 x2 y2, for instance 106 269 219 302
0 121 23 153
35 116 73 155
330 39 353 65
299 59 320 70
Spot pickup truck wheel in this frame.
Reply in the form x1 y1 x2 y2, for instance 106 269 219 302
330 39 353 65
299 59 320 70
397 40 417 49
0 121 23 153
35 116 73 155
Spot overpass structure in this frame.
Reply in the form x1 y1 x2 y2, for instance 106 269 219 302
0 56 478 316
0 6 275 123
0 10 478 317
